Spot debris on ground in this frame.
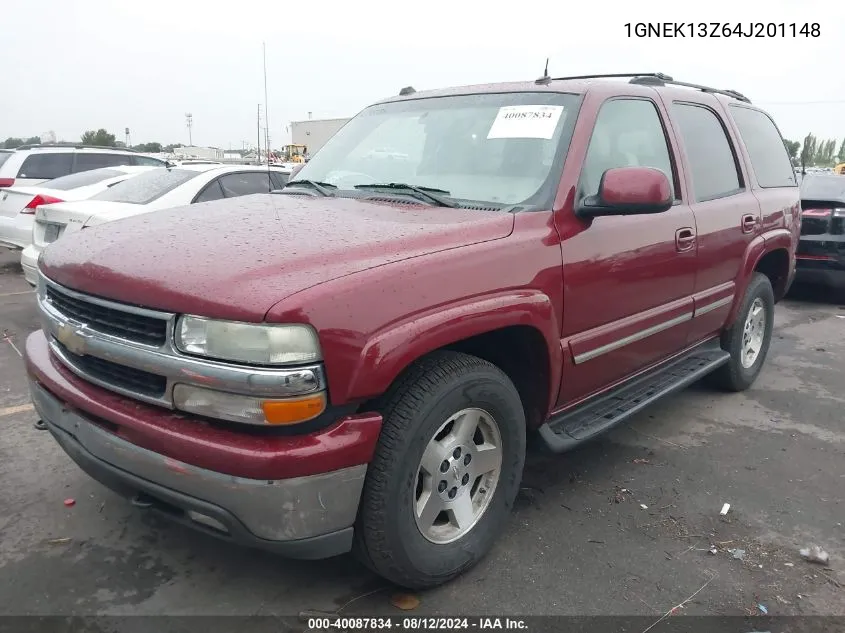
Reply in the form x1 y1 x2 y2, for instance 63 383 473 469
799 545 830 565
728 548 744 560
46 538 71 545
708 545 718 555
784 562 794 567
720 503 731 516
757 603 768 615
63 498 75 507
775 595 790 605
390 593 420 610
640 503 648 510
632 458 650 464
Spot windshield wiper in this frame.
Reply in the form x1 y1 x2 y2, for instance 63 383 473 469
354 183 458 208
281 179 337 197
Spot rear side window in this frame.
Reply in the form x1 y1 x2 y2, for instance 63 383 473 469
17 153 74 180
270 172 289 188
73 153 134 171
0 153 11 168
672 103 742 202
218 172 275 196
194 180 225 203
41 168 123 191
134 156 167 167
91 168 199 205
729 106 796 188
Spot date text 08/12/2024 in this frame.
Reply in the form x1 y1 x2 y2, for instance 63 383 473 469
625 22 820 38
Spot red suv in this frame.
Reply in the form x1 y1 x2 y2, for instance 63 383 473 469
25 73 799 589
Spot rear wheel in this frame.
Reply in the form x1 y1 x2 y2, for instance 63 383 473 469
354 351 526 589
709 272 775 392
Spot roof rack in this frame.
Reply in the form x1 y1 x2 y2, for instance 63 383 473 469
398 86 416 96
536 72 751 103
13 143 140 152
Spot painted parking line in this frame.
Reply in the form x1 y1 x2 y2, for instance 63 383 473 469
0 403 33 417
0 290 34 298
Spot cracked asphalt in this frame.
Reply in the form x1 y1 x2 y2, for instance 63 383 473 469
1 247 843 623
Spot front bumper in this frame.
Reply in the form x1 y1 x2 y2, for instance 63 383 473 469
0 212 34 250
25 330 384 558
793 266 845 289
33 381 362 557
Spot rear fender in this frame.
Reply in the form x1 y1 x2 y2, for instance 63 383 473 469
343 291 562 412
728 229 793 325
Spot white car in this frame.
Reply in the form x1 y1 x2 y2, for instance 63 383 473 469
0 144 167 189
1 166 162 251
21 163 291 285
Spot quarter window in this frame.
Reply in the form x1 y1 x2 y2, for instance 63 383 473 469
729 105 796 188
17 153 74 180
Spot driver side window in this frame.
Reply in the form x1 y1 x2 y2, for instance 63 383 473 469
580 98 676 200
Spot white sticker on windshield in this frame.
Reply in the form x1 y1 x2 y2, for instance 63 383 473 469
487 105 565 140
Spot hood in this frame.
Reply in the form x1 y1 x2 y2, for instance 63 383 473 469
40 194 515 321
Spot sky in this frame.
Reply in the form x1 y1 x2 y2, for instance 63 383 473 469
1 0 843 149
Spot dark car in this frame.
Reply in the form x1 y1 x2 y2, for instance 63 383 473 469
796 174 845 296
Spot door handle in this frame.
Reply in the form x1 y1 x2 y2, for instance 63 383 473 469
675 227 696 252
741 214 758 233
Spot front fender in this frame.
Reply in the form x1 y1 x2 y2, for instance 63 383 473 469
342 290 561 407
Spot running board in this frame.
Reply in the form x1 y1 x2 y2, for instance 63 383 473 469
539 339 730 453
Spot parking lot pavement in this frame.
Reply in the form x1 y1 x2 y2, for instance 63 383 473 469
0 245 843 619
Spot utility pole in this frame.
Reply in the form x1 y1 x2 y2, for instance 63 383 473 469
263 41 270 164
256 104 262 163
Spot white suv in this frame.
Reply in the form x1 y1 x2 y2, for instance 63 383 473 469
0 144 167 189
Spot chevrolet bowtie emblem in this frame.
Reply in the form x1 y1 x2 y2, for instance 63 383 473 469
56 323 87 356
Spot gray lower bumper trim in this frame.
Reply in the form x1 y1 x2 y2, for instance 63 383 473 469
31 381 366 554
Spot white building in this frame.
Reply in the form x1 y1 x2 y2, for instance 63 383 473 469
173 146 224 160
290 118 350 157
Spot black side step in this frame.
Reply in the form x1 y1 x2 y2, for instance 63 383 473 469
539 339 730 453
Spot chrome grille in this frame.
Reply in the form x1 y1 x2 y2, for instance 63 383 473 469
56 342 167 397
46 284 168 346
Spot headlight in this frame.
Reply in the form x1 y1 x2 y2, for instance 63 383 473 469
175 316 322 366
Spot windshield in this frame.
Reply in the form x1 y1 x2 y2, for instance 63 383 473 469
294 92 580 207
42 168 124 191
91 168 200 205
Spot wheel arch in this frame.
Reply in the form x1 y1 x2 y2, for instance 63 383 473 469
346 292 561 429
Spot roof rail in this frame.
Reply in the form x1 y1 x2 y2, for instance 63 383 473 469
540 72 751 103
629 75 751 103
547 72 675 83
13 143 140 152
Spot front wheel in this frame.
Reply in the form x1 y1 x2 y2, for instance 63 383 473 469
354 351 526 589
709 272 775 392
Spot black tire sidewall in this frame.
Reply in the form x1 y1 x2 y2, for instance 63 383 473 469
368 365 525 584
725 273 775 388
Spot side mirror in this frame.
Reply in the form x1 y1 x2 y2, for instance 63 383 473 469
576 166 673 218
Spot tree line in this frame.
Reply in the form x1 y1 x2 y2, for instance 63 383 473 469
783 135 845 167
3 129 179 154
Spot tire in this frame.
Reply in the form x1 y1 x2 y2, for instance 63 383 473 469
709 272 775 392
354 350 526 589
